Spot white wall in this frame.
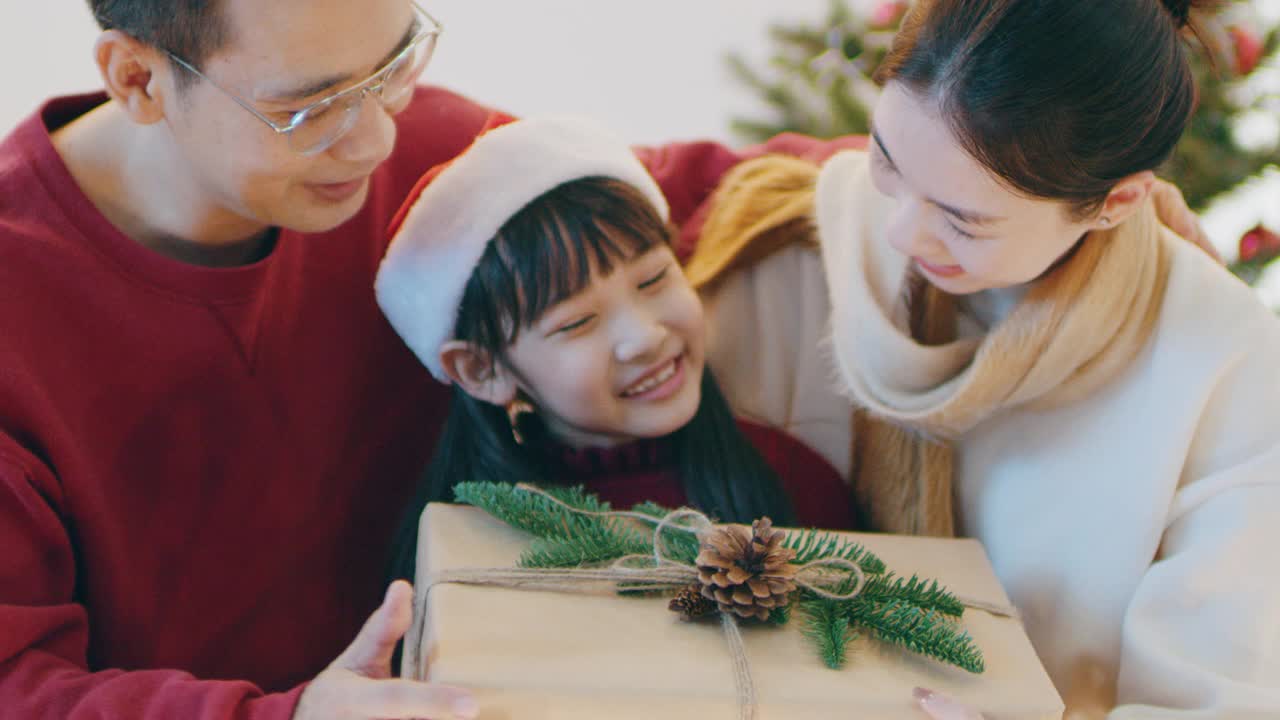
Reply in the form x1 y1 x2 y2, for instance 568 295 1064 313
4 1 1275 264
0 0 853 145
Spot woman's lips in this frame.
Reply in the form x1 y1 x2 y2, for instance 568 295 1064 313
914 257 966 278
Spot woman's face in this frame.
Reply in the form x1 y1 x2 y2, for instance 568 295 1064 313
502 244 707 448
867 82 1101 294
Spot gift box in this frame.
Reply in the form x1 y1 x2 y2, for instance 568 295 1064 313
404 503 1063 720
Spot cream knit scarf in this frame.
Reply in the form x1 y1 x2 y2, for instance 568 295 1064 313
693 151 1171 536
820 151 1171 535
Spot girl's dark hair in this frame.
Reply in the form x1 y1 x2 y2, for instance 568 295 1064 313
876 0 1204 218
388 177 796 582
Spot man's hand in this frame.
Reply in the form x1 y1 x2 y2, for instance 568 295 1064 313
293 581 479 720
1151 179 1222 264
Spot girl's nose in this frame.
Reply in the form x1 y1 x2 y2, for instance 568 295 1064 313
614 312 667 365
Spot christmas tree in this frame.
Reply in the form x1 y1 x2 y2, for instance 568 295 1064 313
727 1 1280 280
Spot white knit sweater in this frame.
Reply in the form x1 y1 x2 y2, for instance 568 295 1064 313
701 151 1280 718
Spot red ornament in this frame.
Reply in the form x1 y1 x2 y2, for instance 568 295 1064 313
870 1 910 29
1238 224 1280 265
1228 26 1264 75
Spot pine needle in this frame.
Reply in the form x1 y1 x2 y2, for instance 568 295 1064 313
799 598 857 669
856 573 965 617
453 482 647 568
845 598 985 674
784 528 886 574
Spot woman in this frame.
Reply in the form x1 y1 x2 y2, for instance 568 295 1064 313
691 0 1280 716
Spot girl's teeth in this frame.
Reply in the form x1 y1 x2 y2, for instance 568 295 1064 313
625 360 677 396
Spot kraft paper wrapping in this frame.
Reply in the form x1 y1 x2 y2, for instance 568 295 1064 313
404 503 1064 720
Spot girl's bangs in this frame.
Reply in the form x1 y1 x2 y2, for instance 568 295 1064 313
484 177 671 340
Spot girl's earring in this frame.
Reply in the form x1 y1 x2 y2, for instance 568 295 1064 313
1099 216 1112 227
506 399 536 445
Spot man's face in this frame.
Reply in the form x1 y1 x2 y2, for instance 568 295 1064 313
162 0 420 233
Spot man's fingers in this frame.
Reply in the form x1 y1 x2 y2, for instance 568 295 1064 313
352 677 480 719
335 580 415 675
1151 180 1223 264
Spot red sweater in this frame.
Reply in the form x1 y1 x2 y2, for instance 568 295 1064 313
541 421 853 530
0 89 863 719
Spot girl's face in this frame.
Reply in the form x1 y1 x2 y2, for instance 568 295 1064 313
867 83 1102 294
504 244 707 448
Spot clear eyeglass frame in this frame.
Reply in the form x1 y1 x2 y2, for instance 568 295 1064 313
165 1 442 156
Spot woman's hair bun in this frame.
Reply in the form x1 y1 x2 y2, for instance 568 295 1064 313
1161 0 1217 29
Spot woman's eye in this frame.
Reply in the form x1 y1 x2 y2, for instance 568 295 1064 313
947 221 977 241
638 267 669 290
871 147 897 175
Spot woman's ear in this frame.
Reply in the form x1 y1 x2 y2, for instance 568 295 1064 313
94 30 169 125
1091 171 1156 230
438 341 519 407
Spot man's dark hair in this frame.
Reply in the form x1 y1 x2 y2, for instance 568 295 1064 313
87 0 229 86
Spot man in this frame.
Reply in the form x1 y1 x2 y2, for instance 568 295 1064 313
0 1 1211 719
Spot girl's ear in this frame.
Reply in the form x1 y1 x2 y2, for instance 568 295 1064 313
1091 170 1156 230
438 341 519 407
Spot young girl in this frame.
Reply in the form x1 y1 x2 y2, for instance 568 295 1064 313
374 114 855 583
690 0 1280 717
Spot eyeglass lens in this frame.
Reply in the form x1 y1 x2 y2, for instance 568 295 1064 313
288 32 438 155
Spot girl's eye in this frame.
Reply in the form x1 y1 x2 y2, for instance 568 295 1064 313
554 315 595 335
638 267 669 290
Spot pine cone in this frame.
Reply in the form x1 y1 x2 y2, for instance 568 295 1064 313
695 517 798 621
668 583 718 621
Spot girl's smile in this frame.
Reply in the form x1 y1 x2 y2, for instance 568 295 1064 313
619 354 687 400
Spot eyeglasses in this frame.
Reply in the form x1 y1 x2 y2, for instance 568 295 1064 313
166 2 442 156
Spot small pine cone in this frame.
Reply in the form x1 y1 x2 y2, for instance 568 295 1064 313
695 517 798 621
668 583 718 621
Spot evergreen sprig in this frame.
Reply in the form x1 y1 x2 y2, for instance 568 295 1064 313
450 481 987 675
855 572 965 617
452 482 650 568
799 597 857 669
523 534 653 569
784 528 886 574
845 599 985 674
628 501 704 566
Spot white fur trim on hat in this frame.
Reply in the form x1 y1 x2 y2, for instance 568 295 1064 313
375 115 670 383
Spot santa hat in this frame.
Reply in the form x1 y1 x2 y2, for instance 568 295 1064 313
375 113 670 382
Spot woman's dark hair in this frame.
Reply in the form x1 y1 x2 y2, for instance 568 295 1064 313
388 177 796 582
876 0 1205 217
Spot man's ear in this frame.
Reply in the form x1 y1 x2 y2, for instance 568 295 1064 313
94 30 170 125
1091 171 1156 230
438 341 519 407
